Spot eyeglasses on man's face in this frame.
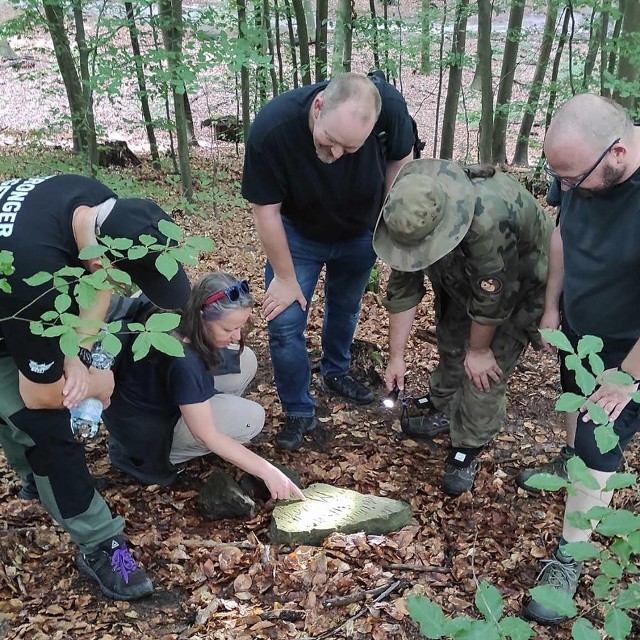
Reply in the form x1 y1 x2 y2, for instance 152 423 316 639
202 279 250 307
543 137 620 189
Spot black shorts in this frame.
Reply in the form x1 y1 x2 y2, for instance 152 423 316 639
560 321 640 472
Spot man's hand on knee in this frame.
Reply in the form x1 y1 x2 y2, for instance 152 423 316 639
263 276 307 321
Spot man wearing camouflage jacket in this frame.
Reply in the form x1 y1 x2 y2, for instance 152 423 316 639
374 159 553 495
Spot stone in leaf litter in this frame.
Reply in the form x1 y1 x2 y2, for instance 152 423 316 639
270 483 412 546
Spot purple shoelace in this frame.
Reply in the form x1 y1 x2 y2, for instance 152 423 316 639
111 544 138 584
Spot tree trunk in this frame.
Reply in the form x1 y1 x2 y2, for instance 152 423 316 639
70 0 98 172
605 0 624 98
253 0 268 106
283 0 299 88
274 0 285 88
544 7 571 138
419 0 431 74
149 3 178 173
512 0 559 167
613 0 640 113
315 0 328 81
599 4 611 96
368 0 380 70
332 0 353 73
581 4 605 92
0 38 16 59
125 1 161 169
302 0 315 41
159 0 192 199
432 0 449 157
439 0 469 160
263 0 279 96
236 0 252 141
290 0 311 84
476 0 493 164
491 0 525 164
42 1 86 153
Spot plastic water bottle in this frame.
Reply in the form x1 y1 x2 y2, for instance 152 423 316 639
70 336 115 440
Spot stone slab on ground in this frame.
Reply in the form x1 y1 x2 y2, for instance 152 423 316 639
270 483 412 546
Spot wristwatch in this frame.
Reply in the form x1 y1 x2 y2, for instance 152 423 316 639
78 347 93 369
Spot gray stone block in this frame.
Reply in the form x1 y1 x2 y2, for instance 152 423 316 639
270 483 412 546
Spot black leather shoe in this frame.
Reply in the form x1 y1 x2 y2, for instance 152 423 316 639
275 416 319 451
17 474 39 500
323 374 374 405
401 411 450 438
441 459 479 496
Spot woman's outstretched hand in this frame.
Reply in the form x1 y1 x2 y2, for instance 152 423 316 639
263 465 306 501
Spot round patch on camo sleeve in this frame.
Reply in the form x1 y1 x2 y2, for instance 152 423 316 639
477 277 503 294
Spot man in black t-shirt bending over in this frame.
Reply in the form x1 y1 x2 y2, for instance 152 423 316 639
0 175 190 601
242 72 415 451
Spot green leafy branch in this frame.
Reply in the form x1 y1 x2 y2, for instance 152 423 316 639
406 328 639 639
0 219 214 360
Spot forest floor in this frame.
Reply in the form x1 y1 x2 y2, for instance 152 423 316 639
0 149 639 640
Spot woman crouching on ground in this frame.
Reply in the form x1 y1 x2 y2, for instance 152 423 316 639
104 272 304 501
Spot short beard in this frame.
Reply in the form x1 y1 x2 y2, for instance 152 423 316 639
574 164 626 199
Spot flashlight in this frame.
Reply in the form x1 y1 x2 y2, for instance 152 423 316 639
382 385 402 409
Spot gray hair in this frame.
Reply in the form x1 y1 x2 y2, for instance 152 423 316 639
321 72 381 122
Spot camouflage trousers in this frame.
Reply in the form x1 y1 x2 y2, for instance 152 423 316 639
429 290 529 449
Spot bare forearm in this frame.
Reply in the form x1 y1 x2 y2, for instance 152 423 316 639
621 338 640 380
468 322 496 351
252 204 296 280
388 307 417 360
544 226 564 313
384 151 413 196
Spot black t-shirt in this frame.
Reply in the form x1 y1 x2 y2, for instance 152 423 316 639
0 175 116 382
553 168 640 339
241 80 415 242
103 336 240 473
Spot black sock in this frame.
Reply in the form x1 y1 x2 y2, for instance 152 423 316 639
446 446 483 468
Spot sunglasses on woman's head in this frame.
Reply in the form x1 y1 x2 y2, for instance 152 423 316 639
202 280 250 307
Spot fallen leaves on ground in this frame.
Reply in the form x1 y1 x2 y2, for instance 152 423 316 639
1 156 639 640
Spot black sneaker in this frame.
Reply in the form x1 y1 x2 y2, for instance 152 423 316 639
76 536 154 601
401 411 450 438
516 445 574 493
275 416 319 451
524 547 582 624
322 373 374 405
441 459 479 496
17 473 39 501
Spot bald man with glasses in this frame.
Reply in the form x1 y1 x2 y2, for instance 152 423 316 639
520 94 640 624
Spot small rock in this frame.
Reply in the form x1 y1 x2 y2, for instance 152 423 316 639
198 468 256 521
239 462 301 502
270 483 412 546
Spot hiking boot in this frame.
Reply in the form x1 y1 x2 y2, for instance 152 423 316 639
17 473 39 501
516 445 574 493
441 459 479 496
76 535 154 601
275 416 319 451
322 373 374 405
401 411 450 438
524 547 582 624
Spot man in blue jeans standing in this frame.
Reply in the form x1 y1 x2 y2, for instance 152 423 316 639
242 72 414 450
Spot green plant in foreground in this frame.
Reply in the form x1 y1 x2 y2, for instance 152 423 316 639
406 329 639 639
1 219 214 361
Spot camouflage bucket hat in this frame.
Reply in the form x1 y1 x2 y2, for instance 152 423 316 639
373 159 476 272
